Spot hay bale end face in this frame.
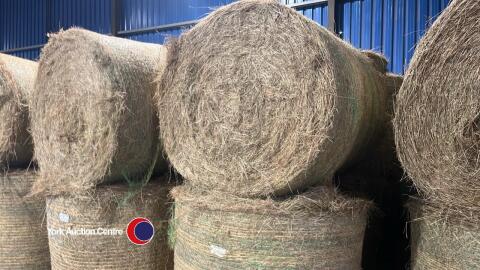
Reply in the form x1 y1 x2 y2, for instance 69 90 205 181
31 28 168 195
0 170 50 269
46 181 173 270
394 0 480 211
0 54 37 168
171 185 372 270
158 0 398 197
409 201 480 270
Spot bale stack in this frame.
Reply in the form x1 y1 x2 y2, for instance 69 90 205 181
0 170 50 269
31 28 169 195
31 28 174 268
0 54 50 269
46 181 173 269
394 0 480 268
157 0 402 268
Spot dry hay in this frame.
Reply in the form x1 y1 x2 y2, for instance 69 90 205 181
0 170 50 269
0 54 37 168
31 28 168 195
46 179 173 270
170 185 372 269
394 0 480 213
157 0 400 197
409 199 479 270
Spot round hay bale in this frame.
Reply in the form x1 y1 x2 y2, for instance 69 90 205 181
31 28 168 195
0 54 37 168
171 185 372 269
394 0 480 211
46 180 173 269
157 0 399 197
0 170 50 269
409 200 479 270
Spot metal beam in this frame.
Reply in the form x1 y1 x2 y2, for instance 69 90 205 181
328 0 336 32
111 0 118 36
0 44 44 54
287 0 328 9
116 19 199 36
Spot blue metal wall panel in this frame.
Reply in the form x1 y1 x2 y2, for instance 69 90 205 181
1 0 450 68
50 0 111 34
0 0 47 55
337 0 450 74
297 3 328 27
120 0 236 43
119 0 235 31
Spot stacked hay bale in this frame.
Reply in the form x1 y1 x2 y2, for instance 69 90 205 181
47 182 173 269
31 28 169 195
31 28 173 269
0 53 50 269
157 1 401 268
394 0 480 268
158 0 401 198
0 53 36 168
171 186 371 269
0 170 50 269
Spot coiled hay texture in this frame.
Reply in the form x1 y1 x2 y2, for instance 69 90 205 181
171 185 372 270
0 54 37 168
31 28 168 195
409 200 479 270
394 0 480 212
0 170 50 269
46 180 173 270
158 0 400 197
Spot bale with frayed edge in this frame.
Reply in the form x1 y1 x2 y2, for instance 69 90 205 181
46 180 173 269
409 200 479 270
394 0 480 212
0 170 50 269
31 28 168 195
171 185 372 269
158 0 401 197
0 54 37 168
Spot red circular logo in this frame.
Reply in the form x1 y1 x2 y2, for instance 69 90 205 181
126 217 155 245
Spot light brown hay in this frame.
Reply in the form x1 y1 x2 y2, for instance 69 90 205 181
0 54 37 168
157 0 400 197
46 180 173 269
394 0 480 213
409 200 479 270
31 28 168 195
171 185 372 269
0 170 50 269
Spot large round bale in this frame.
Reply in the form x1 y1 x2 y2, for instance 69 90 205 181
394 0 480 211
409 200 479 270
31 28 168 195
46 180 173 269
0 170 50 269
157 0 400 197
171 185 372 269
0 54 37 168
